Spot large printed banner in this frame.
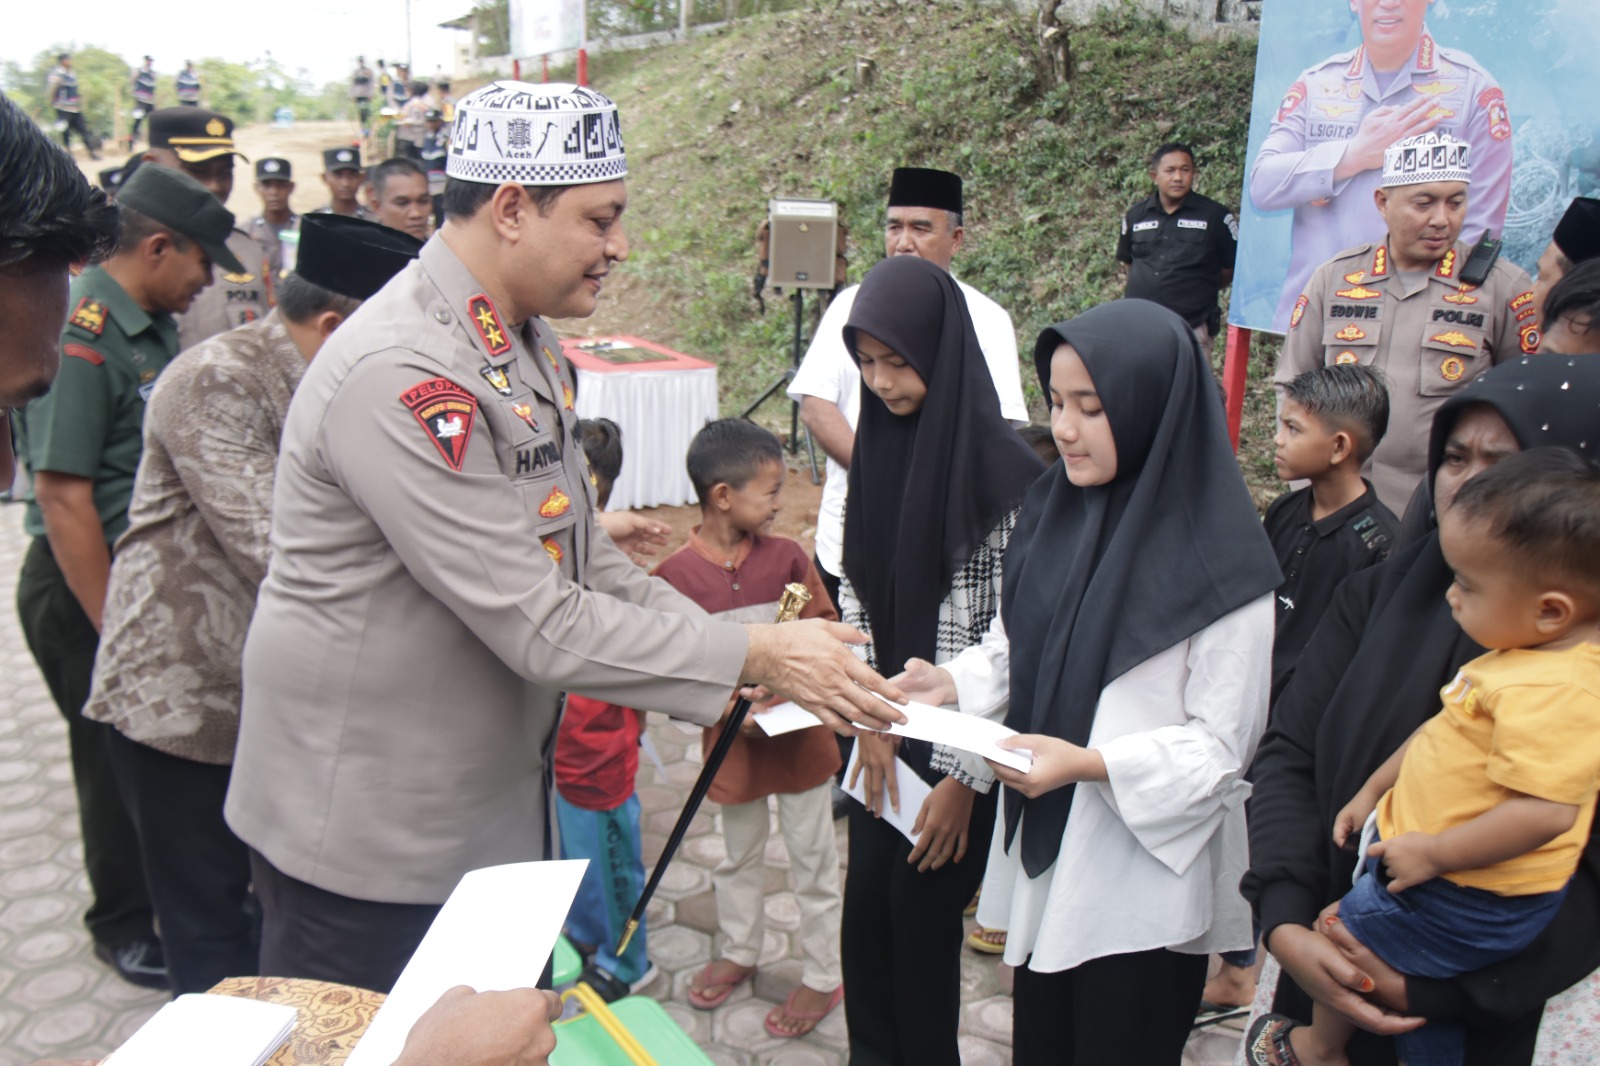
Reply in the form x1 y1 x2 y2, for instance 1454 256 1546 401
510 0 584 58
1231 0 1600 334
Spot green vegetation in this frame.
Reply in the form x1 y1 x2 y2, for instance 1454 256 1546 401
2 49 350 137
555 1 1282 499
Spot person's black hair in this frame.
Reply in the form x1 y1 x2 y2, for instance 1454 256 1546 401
1148 142 1195 170
113 205 190 257
1544 257 1600 340
276 272 361 325
57 53 70 63
370 156 427 199
441 177 566 220
1282 363 1391 463
577 417 623 508
686 418 784 506
0 93 120 272
1449 446 1600 599
1017 423 1058 466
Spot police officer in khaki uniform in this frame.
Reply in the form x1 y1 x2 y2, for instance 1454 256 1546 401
225 81 905 994
142 108 271 350
243 157 300 278
1278 130 1535 515
13 165 244 990
315 146 378 222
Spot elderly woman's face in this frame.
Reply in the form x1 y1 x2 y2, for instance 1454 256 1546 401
1434 404 1518 514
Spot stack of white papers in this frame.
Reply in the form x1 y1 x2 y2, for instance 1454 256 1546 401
344 859 586 1066
755 696 1033 773
102 994 296 1066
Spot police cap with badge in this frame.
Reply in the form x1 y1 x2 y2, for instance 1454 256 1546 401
115 164 246 274
147 107 248 164
256 157 292 183
323 146 363 174
295 213 421 300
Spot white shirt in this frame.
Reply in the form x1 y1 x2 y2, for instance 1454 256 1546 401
941 595 1274 973
786 278 1028 577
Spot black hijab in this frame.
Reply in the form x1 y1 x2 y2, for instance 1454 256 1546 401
1312 354 1600 830
1000 300 1281 878
840 256 1045 681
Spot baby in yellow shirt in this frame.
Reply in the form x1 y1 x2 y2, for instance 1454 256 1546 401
1254 447 1600 1066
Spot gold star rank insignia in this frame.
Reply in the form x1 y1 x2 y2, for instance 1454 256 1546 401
467 293 512 357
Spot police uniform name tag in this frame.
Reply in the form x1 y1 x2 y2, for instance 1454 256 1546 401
1132 220 1160 233
1176 218 1209 230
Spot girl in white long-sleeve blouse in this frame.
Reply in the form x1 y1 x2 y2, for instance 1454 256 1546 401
897 300 1281 1065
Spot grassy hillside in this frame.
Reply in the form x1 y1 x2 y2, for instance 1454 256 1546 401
556 2 1282 500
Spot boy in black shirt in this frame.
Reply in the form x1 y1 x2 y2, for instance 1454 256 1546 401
1266 363 1398 703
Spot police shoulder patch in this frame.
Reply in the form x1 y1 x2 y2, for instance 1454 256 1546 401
1290 294 1309 330
400 377 478 471
1520 322 1541 355
69 298 108 336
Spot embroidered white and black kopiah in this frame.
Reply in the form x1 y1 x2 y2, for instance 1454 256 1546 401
1381 130 1472 189
446 81 627 186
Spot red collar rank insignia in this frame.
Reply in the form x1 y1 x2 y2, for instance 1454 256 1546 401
512 402 539 432
480 364 513 396
467 293 512 357
69 297 108 335
401 377 478 471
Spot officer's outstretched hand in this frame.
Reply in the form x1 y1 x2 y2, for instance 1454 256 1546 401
743 619 908 736
393 985 563 1066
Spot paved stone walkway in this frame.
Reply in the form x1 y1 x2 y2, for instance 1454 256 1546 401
0 502 1244 1064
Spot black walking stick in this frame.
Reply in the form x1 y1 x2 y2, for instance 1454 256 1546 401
616 582 812 955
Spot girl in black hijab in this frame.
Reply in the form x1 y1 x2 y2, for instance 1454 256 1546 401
900 299 1280 1065
1243 355 1600 1066
836 255 1043 1066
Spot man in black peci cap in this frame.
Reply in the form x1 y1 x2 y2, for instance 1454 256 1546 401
244 157 300 278
11 164 242 991
83 214 422 995
316 145 377 222
1533 197 1600 320
143 107 272 349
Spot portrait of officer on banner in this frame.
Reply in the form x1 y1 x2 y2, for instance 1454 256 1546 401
1249 0 1512 332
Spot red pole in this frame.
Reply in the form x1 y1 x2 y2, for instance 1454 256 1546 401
577 48 589 86
1222 325 1251 452
542 55 549 81
513 58 521 81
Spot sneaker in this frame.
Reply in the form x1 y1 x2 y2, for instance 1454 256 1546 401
93 938 169 989
578 960 659 1004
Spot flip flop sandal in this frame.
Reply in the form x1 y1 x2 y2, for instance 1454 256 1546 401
686 960 756 1010
965 926 1007 954
1245 1013 1306 1066
763 983 844 1039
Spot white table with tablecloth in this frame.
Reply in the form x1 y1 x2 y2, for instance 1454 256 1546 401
561 335 719 511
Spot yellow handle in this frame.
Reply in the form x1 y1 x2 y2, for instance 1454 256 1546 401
559 983 660 1066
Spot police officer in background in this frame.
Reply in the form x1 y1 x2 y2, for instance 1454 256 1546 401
1277 130 1535 515
129 57 157 147
1532 197 1600 319
225 82 907 993
244 157 300 278
46 54 99 160
141 108 271 349
1251 0 1513 332
1116 141 1238 347
315 146 377 221
12 165 244 990
351 57 375 136
175 61 202 106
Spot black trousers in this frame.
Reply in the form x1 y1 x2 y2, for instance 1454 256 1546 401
250 849 442 993
54 109 92 153
16 537 154 949
104 730 258 994
842 784 996 1066
1012 946 1208 1065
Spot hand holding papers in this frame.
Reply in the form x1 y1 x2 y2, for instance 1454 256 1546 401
751 700 823 736
841 738 932 844
344 860 586 1066
870 693 1034 773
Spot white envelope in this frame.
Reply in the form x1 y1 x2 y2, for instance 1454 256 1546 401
344 860 587 1066
751 700 824 736
872 693 1033 772
840 739 934 845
